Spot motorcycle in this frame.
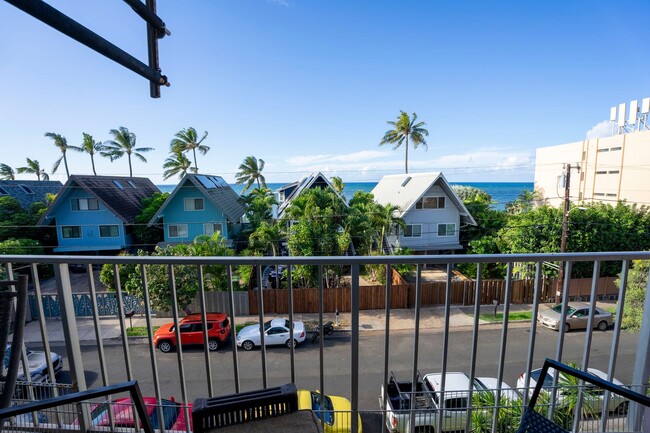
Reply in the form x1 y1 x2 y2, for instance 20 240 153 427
311 321 334 343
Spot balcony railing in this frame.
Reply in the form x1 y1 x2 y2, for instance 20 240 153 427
1 251 650 433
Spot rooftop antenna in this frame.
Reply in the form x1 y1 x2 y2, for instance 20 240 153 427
617 102 627 134
609 106 617 135
629 99 639 131
641 98 650 131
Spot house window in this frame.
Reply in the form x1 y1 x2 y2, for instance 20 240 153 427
278 191 285 201
99 225 119 238
169 224 188 238
127 180 137 188
597 148 609 153
596 171 607 174
204 223 223 236
184 198 204 211
72 198 99 211
19 185 34 194
403 224 422 238
611 146 622 151
415 196 445 209
113 180 124 190
609 170 619 174
438 223 456 237
62 226 82 238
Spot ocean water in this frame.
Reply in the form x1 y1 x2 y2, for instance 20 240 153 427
158 181 532 211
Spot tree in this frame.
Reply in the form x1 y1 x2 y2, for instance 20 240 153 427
505 190 542 215
331 176 345 194
380 111 429 174
45 132 81 178
17 158 49 181
241 187 276 232
80 133 106 175
162 150 192 180
618 259 649 332
170 127 209 174
133 192 169 249
102 127 154 177
250 221 284 257
0 163 15 180
235 156 266 193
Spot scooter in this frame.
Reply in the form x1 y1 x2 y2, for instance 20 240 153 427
311 321 334 343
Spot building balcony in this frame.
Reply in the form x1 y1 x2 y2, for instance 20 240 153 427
1 251 649 432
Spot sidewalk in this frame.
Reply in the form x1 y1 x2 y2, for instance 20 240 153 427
22 303 548 345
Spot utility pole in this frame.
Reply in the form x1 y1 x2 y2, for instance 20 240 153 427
556 163 573 299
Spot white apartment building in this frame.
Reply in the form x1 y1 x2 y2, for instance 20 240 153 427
534 129 650 207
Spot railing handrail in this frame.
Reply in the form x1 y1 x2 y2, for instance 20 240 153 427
2 251 650 266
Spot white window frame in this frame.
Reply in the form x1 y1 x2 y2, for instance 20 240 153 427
61 226 82 239
415 196 445 210
203 223 223 236
168 224 188 238
99 225 120 238
438 223 456 237
184 197 205 211
72 198 99 211
403 224 422 238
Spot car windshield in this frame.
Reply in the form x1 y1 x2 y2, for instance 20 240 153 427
310 392 334 425
150 399 180 430
551 305 576 315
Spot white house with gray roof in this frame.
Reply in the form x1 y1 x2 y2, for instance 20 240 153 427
371 172 476 253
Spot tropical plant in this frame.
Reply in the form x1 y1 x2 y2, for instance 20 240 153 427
331 176 345 194
250 221 284 256
0 163 15 180
505 190 542 214
102 127 154 177
80 133 106 175
235 156 266 192
17 158 49 181
133 192 169 249
170 127 209 173
162 150 192 180
45 132 81 178
241 187 276 232
380 111 429 174
618 259 649 332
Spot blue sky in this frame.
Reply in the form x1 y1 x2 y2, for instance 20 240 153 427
1 0 648 185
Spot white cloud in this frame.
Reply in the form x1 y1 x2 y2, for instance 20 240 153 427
586 120 612 139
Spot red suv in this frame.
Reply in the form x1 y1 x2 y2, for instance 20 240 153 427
153 313 231 353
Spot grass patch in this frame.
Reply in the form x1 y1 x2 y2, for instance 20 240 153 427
478 311 533 322
126 326 159 337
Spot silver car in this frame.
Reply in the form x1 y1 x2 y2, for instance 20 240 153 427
537 303 613 332
4 344 63 382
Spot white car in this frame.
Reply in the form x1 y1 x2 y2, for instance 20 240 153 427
516 367 629 414
4 344 63 383
236 318 306 351
476 377 520 402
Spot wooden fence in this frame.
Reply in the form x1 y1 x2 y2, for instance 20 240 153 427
247 276 619 315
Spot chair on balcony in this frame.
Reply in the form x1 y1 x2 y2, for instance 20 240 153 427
192 383 323 433
0 275 28 409
516 358 650 433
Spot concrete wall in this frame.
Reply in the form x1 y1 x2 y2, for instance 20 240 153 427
534 129 650 207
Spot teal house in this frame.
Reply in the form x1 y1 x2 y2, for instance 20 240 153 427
38 175 160 253
148 174 245 246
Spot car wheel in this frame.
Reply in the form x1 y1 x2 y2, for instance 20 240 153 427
158 340 173 353
208 339 220 351
597 320 608 331
242 340 255 351
286 339 297 349
564 323 570 333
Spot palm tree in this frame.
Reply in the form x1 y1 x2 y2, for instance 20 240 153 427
45 132 81 178
331 176 345 194
380 111 429 174
0 163 15 180
235 156 266 192
80 133 106 176
170 127 209 173
372 203 405 253
17 158 49 181
162 150 192 180
102 127 154 177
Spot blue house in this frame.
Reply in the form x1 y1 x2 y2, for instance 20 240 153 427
38 175 160 253
148 174 245 246
0 180 63 209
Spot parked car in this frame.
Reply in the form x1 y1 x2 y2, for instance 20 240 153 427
537 303 613 332
476 377 520 401
516 367 629 414
153 313 231 353
74 396 191 431
4 344 63 382
297 389 362 433
236 318 306 351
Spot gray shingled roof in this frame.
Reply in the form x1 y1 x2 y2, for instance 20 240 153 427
149 174 245 225
39 175 160 225
0 180 63 209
